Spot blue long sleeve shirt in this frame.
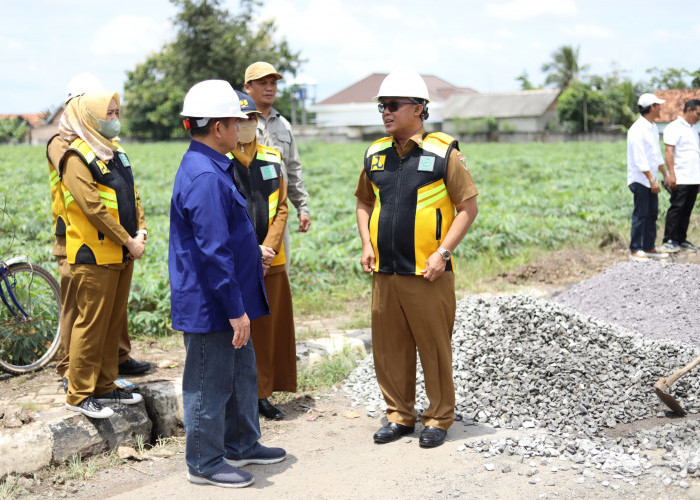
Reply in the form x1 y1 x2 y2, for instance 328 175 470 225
169 140 269 333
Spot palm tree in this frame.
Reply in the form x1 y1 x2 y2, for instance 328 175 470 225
541 45 589 89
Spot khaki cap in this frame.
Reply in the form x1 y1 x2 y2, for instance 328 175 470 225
245 61 283 83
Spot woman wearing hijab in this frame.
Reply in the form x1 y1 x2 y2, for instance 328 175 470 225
228 91 297 421
58 90 147 418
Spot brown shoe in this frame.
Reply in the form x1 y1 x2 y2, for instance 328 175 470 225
643 248 669 259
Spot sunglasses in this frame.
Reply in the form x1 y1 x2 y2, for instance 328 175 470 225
378 101 415 113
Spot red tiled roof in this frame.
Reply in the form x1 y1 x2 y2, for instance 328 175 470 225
317 73 477 105
0 113 46 127
654 89 700 123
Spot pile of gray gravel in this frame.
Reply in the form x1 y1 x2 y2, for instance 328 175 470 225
553 260 700 348
343 291 700 486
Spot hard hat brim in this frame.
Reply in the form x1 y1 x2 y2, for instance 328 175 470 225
372 95 431 104
180 110 248 119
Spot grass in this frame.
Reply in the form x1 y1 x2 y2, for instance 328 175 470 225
0 475 28 499
297 344 365 392
63 454 99 480
135 434 146 456
0 140 658 337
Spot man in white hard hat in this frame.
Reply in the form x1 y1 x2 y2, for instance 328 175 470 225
661 99 700 253
169 79 285 488
627 93 670 261
48 74 149 393
355 70 479 448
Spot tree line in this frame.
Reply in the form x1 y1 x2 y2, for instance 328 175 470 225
521 45 700 133
123 0 303 140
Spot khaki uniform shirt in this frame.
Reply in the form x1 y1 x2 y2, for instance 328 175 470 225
257 107 310 217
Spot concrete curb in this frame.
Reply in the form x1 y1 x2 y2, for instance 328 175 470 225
0 381 179 478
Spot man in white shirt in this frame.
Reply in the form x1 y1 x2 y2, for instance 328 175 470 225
661 99 700 252
627 93 670 261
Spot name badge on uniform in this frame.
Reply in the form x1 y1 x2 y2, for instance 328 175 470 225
260 165 278 181
418 156 435 172
118 152 131 167
96 160 110 174
370 155 385 171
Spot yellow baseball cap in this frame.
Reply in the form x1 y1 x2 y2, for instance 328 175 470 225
245 62 283 83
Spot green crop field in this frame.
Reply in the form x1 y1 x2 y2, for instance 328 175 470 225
0 140 662 338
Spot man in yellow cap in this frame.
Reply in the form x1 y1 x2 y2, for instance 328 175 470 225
244 61 311 236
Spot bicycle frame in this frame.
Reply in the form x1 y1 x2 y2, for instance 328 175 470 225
0 256 31 320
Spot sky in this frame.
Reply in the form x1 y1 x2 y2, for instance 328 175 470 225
1 0 699 114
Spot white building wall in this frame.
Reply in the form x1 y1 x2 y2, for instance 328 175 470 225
312 101 447 127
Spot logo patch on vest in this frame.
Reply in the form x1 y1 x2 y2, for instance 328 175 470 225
118 153 131 167
96 160 110 175
370 155 385 171
260 165 278 181
418 156 435 172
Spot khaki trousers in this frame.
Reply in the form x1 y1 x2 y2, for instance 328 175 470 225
371 272 456 430
66 261 133 406
55 256 132 378
251 267 297 398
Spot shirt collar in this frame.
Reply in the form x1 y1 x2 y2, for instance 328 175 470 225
678 116 691 127
392 127 426 157
188 139 233 172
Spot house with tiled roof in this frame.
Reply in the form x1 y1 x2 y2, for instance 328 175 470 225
0 113 46 143
441 89 561 135
654 89 700 131
310 73 477 128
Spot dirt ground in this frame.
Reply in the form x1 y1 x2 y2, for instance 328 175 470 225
2 247 699 499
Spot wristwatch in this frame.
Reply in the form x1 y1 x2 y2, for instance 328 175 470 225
437 247 452 260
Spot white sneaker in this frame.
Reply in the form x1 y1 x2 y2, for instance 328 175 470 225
95 388 143 405
66 397 114 419
644 248 669 259
630 250 648 261
662 241 681 253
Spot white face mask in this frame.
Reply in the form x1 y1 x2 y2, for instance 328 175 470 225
238 118 257 144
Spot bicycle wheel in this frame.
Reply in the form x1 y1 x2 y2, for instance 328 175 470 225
0 262 61 374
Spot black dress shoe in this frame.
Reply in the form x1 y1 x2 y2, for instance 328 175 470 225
373 422 415 444
258 398 284 420
118 358 151 375
419 426 447 448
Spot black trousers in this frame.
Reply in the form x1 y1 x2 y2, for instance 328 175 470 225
663 184 699 243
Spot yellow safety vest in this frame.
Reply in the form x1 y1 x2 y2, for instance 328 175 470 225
47 135 69 236
364 132 457 275
60 138 138 265
228 144 286 267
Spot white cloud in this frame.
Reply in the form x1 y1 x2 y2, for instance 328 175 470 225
565 24 614 39
90 15 173 56
0 36 23 51
651 29 681 40
496 29 516 40
485 0 578 20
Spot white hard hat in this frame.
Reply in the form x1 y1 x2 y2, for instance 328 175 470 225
65 72 104 104
373 70 430 103
181 80 247 119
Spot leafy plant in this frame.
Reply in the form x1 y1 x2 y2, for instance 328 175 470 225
0 118 29 144
0 140 652 336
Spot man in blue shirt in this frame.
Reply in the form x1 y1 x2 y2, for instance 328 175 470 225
169 80 285 489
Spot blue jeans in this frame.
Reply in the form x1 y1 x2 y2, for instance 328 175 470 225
629 182 658 252
183 331 261 476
